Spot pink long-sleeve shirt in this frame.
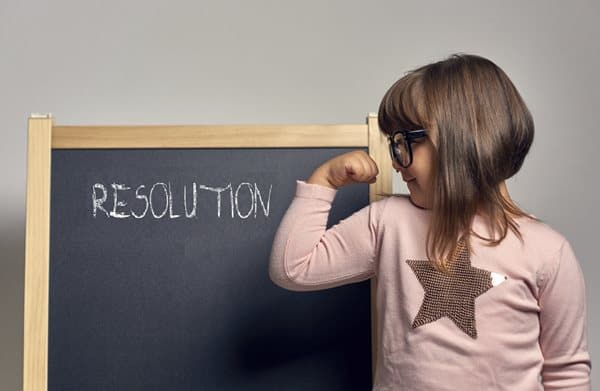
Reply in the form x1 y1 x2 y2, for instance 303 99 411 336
269 180 592 390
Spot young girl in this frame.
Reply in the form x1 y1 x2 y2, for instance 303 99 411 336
269 53 591 390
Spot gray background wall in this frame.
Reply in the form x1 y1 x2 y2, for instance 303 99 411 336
1 0 597 389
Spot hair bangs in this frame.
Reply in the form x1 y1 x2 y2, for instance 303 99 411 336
378 71 429 136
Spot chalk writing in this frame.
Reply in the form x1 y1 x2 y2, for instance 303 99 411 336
91 182 272 219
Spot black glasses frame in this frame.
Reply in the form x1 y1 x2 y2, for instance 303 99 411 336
387 129 427 168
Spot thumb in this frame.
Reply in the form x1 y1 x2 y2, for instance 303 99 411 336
344 163 357 179
344 161 355 174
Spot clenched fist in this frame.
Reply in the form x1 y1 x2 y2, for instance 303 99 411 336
307 150 379 189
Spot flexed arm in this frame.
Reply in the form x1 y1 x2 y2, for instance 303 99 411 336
269 151 382 291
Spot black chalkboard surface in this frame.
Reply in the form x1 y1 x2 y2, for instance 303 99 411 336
48 147 372 390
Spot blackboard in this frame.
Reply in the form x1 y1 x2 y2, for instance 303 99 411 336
50 147 371 390
23 116 392 391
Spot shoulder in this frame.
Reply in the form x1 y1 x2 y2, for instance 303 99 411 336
517 215 568 254
370 193 413 213
369 193 429 227
515 216 577 289
373 193 423 212
526 221 584 296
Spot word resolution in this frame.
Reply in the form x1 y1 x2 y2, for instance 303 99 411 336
92 181 272 219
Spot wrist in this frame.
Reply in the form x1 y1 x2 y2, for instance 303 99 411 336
306 166 338 190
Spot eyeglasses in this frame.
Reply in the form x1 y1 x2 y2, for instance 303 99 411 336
387 129 427 168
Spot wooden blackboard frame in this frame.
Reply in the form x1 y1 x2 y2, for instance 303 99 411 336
23 113 392 391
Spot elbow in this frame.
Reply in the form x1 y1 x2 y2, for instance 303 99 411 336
269 271 305 292
269 248 317 292
268 256 310 292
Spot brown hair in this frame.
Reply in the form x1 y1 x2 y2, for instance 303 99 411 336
377 53 540 273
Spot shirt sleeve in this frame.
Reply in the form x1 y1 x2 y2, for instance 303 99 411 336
538 238 592 390
268 179 382 291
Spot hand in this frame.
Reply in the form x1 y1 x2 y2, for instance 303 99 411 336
308 151 379 189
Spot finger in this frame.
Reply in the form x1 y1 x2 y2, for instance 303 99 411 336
362 157 375 182
362 158 375 181
370 158 379 177
344 161 358 184
356 158 369 182
371 163 379 183
364 154 377 175
344 160 355 175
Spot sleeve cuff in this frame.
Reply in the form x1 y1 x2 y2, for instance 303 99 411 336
295 180 338 202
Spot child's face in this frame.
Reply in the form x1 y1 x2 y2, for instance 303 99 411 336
392 136 435 209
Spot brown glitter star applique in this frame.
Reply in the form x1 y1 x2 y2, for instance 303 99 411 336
406 238 507 339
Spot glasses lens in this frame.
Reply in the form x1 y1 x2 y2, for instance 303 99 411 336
390 133 411 166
